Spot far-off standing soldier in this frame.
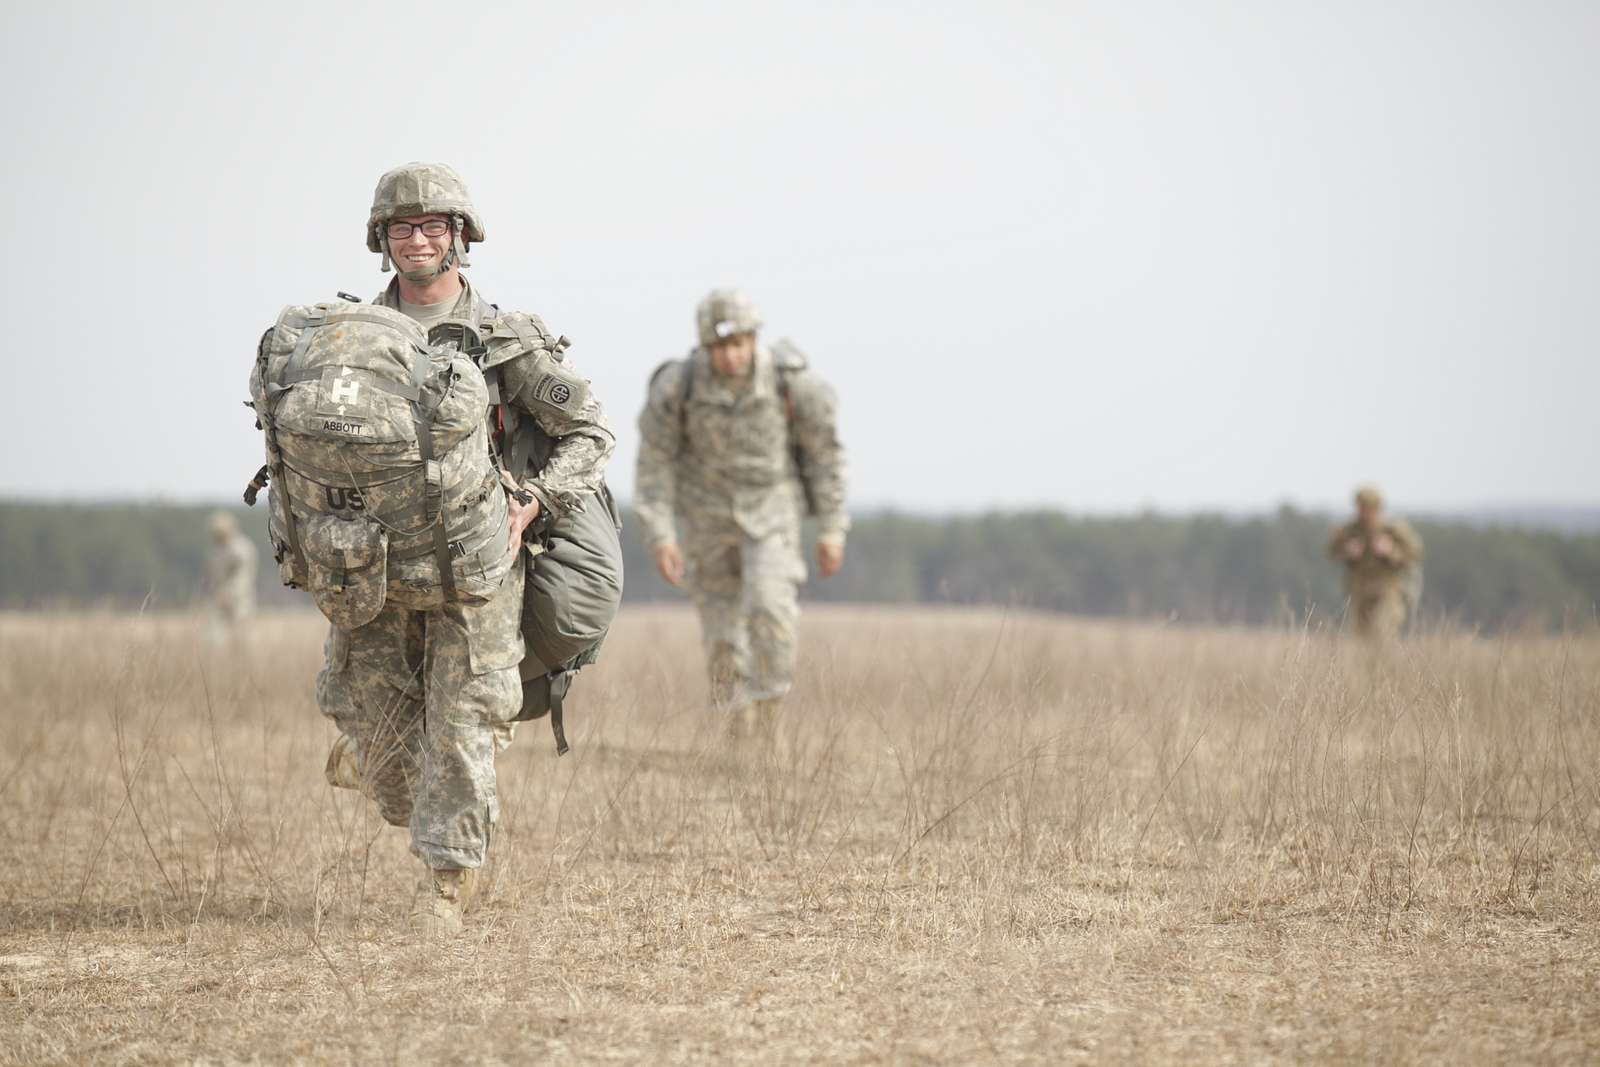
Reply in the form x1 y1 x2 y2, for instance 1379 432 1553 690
1328 485 1424 640
204 511 257 640
636 289 847 734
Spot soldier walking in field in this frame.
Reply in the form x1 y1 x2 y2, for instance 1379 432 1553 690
203 511 257 641
635 289 847 735
1328 485 1424 640
248 162 620 937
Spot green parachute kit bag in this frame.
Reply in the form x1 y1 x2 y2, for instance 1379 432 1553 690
246 300 515 630
476 311 624 743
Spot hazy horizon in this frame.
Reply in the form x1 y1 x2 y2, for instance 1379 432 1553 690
5 489 1597 528
3 1 1596 515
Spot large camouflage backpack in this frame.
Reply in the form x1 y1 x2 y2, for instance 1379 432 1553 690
246 299 514 630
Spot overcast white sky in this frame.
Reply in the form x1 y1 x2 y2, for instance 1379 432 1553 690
2 1 1595 515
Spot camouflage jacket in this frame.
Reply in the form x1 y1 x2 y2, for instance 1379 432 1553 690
1327 518 1424 595
635 341 847 548
206 534 257 601
376 277 614 519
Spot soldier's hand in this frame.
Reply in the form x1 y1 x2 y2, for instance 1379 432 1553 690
816 540 845 578
507 493 542 551
1372 533 1397 561
654 542 686 587
1343 538 1365 561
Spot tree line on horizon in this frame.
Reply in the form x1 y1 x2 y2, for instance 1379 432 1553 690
1 500 1595 632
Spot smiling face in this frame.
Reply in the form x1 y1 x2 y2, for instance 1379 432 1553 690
385 213 456 284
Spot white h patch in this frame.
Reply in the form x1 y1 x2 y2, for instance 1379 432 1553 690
329 376 362 406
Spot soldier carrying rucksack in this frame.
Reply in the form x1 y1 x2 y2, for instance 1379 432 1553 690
245 162 622 938
634 289 848 737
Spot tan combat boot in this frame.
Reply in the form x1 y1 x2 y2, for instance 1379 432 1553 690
324 734 362 791
411 868 476 937
751 699 782 737
725 703 754 741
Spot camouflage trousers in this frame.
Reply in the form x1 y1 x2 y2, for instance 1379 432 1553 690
1351 588 1409 642
684 522 805 711
204 593 253 645
316 564 524 870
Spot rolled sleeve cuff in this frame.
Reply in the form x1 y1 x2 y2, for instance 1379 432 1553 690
642 522 677 550
816 524 848 549
521 482 566 520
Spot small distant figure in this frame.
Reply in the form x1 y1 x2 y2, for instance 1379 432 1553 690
204 511 257 639
636 288 848 736
1328 485 1424 640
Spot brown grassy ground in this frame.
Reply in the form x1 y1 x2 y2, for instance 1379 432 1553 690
0 606 1597 1065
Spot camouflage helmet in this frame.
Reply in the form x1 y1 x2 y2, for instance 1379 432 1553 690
366 162 485 262
696 288 763 346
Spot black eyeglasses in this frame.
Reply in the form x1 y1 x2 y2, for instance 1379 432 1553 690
385 218 453 240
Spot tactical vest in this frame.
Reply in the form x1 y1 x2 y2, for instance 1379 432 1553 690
652 338 818 515
247 300 513 630
424 307 623 754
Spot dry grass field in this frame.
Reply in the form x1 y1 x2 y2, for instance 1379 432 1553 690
1 605 1597 1065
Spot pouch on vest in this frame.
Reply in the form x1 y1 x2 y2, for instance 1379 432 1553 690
300 514 389 630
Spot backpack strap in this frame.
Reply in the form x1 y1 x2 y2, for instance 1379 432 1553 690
262 318 323 581
272 310 326 396
269 365 421 402
506 402 535 484
407 343 458 605
548 670 573 756
503 313 546 352
775 369 816 515
770 342 821 517
324 308 426 335
648 355 695 452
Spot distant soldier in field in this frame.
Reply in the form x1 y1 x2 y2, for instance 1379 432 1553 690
1328 485 1424 640
248 162 619 938
204 511 256 640
636 289 847 735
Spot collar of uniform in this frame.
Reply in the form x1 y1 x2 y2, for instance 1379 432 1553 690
377 274 495 325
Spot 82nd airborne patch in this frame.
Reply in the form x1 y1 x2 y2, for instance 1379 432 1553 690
532 368 586 412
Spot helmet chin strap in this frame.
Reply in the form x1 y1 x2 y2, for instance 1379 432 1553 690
451 215 471 269
399 246 457 286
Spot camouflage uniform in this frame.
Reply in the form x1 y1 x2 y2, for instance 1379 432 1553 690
317 563 524 869
204 512 256 634
1328 489 1424 641
372 275 615 521
635 291 846 713
309 163 614 873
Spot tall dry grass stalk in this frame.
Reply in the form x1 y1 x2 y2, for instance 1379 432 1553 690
1 606 1596 1063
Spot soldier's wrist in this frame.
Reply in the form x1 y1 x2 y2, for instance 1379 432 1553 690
519 484 563 527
